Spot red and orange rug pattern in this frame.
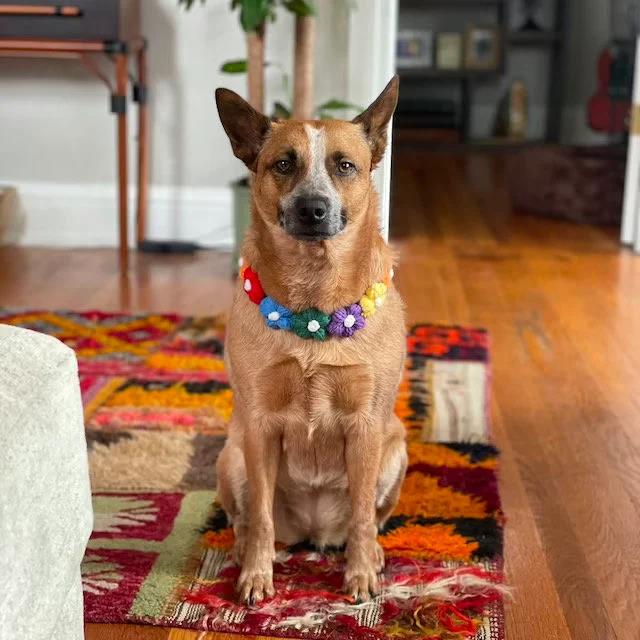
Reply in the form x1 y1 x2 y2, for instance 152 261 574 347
0 310 506 639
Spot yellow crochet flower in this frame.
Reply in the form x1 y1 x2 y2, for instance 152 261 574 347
360 282 387 318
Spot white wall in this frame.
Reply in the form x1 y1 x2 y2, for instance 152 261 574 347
0 0 350 247
347 0 398 238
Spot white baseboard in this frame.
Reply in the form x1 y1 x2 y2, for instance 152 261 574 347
11 181 234 249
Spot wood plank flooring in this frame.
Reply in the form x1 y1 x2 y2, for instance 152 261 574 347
1 150 636 639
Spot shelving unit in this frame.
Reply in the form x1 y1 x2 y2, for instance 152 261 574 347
396 0 568 144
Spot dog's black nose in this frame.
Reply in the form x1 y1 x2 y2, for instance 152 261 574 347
296 197 328 225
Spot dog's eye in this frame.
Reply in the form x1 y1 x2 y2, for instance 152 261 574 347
337 160 355 175
274 159 293 175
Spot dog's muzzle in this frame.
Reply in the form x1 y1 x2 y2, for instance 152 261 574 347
281 195 345 241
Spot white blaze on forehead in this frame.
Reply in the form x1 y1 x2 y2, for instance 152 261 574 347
303 124 336 195
278 123 342 223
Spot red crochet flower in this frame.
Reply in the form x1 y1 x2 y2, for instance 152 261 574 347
241 266 265 304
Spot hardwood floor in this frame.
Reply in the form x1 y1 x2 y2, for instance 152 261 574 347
2 150 637 640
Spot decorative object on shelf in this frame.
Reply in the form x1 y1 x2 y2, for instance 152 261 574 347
464 26 500 70
493 80 528 139
518 0 543 31
436 32 463 70
397 29 434 68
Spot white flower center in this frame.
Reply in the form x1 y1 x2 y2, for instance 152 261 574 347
375 297 384 308
267 311 280 322
307 319 320 333
244 279 252 292
343 314 356 328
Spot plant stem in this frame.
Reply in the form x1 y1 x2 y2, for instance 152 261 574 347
292 15 315 119
247 23 266 112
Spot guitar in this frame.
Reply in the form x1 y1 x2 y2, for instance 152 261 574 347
588 46 633 134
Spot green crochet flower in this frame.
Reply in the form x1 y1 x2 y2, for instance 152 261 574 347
291 308 331 341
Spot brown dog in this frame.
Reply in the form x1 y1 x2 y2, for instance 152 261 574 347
215 76 407 605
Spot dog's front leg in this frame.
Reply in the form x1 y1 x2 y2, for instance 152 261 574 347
238 415 281 604
344 416 383 602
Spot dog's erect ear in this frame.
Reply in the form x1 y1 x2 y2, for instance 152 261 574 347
215 88 271 171
352 75 399 169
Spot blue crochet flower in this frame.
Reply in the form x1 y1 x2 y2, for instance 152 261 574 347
259 296 293 330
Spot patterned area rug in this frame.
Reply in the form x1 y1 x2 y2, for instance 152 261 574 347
0 311 505 639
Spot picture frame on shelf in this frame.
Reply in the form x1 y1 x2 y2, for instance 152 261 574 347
436 32 463 69
464 26 501 70
396 29 434 68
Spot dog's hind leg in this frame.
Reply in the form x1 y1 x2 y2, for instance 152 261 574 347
371 417 408 573
376 416 408 527
216 432 249 564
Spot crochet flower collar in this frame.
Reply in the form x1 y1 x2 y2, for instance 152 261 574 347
239 259 393 341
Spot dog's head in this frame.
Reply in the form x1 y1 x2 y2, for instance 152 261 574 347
215 77 399 242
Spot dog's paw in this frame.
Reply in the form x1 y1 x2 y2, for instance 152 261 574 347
344 563 380 602
237 567 275 605
345 528 383 600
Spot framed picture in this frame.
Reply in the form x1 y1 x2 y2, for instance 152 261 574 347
396 30 434 68
464 26 501 70
436 33 463 70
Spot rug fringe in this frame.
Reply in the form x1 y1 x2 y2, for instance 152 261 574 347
259 566 509 632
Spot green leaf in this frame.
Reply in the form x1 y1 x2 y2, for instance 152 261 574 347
233 0 274 32
272 101 292 119
221 59 273 73
317 98 363 112
220 59 248 73
282 0 316 17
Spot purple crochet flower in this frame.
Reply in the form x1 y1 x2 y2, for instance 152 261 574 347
328 303 366 338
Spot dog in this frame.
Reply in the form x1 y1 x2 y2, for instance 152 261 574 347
215 76 407 605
